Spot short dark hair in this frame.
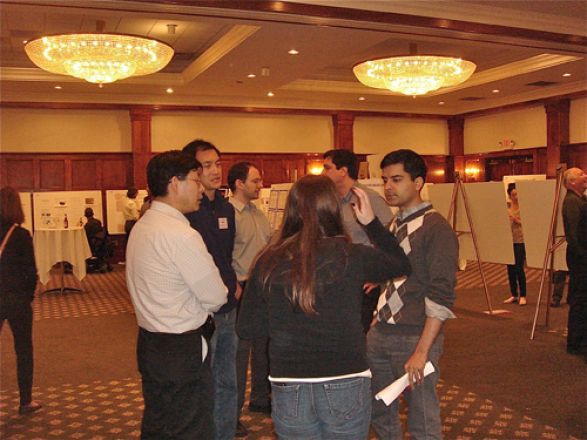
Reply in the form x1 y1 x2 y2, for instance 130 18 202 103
380 149 427 183
507 182 516 196
147 150 201 197
182 139 220 158
323 149 359 180
84 207 94 218
0 186 24 225
126 187 138 199
228 162 255 193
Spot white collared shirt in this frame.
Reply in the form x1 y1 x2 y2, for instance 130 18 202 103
126 201 228 334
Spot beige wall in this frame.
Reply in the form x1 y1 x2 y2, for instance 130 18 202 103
353 117 448 155
570 97 587 144
152 112 333 153
0 108 132 153
464 106 546 154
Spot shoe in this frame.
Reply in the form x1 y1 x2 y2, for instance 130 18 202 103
519 297 527 306
503 296 518 304
248 403 271 414
550 300 561 308
19 400 42 415
235 420 248 438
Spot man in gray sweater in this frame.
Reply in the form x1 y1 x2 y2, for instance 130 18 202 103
368 149 458 440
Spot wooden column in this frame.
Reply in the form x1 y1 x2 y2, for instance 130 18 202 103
332 112 354 151
447 116 465 182
130 108 152 189
544 99 570 178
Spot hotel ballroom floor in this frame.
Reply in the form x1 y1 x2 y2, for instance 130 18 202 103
1 262 585 440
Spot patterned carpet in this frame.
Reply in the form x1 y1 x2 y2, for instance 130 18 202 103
1 263 584 440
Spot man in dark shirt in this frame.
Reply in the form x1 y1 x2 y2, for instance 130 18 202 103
562 167 587 360
182 139 238 440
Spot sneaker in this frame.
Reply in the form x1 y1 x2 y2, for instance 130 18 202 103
235 420 248 438
519 297 527 306
503 296 518 304
19 400 42 415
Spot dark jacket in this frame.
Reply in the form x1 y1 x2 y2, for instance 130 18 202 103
236 219 410 378
0 222 38 308
186 190 237 314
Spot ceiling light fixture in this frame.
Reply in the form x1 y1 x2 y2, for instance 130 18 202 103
288 49 299 55
267 91 274 97
358 96 365 101
24 32 174 84
166 87 174 94
562 73 572 77
492 89 500 93
353 50 476 96
54 85 62 89
247 73 256 78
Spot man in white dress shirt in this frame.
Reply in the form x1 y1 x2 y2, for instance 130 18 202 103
126 150 228 440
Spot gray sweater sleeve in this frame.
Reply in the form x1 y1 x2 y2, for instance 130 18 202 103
423 215 458 310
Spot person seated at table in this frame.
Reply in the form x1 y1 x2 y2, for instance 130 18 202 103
83 208 113 273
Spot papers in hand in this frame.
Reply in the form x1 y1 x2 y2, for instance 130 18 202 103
374 361 436 406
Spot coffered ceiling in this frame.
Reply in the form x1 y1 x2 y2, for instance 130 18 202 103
1 0 586 115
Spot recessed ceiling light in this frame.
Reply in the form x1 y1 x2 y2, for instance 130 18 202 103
166 87 174 94
247 73 256 78
267 91 274 97
358 97 365 101
492 89 500 93
22 40 28 44
288 49 299 55
54 85 62 89
438 101 445 105
562 73 572 77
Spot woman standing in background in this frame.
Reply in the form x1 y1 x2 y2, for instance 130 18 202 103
503 183 527 306
0 187 41 414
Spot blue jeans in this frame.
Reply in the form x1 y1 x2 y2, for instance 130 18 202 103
367 326 443 440
210 309 238 440
271 377 371 440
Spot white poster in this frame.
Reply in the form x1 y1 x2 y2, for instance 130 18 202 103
32 191 103 231
105 189 148 235
428 182 515 265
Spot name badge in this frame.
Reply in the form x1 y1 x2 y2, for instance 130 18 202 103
218 217 229 230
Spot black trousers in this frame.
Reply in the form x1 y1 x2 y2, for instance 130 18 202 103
137 327 214 440
236 281 270 415
551 270 568 303
507 243 527 298
566 252 587 354
0 302 34 406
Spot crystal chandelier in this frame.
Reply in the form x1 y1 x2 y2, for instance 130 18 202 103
25 33 174 84
353 55 476 96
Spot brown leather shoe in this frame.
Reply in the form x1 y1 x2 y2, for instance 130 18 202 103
19 400 42 415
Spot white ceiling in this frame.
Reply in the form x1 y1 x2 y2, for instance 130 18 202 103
1 0 586 115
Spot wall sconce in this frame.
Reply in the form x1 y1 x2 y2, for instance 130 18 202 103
307 161 324 175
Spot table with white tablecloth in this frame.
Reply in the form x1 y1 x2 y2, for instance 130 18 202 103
33 228 92 290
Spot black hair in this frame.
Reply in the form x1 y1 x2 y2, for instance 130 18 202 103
380 149 427 183
84 207 94 218
147 150 201 197
126 187 138 199
323 149 359 180
228 162 255 193
182 139 220 158
507 182 516 196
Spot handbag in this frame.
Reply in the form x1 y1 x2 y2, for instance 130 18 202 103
0 224 17 259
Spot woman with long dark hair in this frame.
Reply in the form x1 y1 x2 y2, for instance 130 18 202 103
0 187 41 414
237 175 410 439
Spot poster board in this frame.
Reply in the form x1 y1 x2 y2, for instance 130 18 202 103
19 192 33 233
32 191 103 231
268 183 292 230
502 174 546 198
105 189 148 235
428 182 514 265
516 180 567 270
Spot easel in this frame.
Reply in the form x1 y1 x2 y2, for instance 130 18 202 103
448 173 503 315
530 166 566 340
